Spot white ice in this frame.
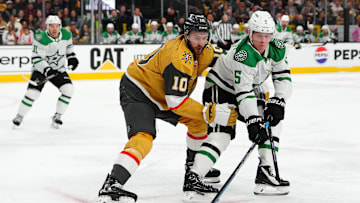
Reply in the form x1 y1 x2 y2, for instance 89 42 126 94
1 72 360 203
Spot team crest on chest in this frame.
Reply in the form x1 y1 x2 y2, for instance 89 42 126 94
182 51 193 64
46 50 64 66
274 39 285 49
234 50 247 62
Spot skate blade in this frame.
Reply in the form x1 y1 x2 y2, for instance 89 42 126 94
254 184 289 196
51 122 60 129
203 177 220 184
97 195 136 203
183 191 216 202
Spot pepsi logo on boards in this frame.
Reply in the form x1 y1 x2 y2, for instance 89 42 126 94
314 47 328 64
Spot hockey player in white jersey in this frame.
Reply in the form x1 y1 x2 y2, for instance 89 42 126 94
143 21 163 44
292 25 306 43
12 15 78 129
186 11 292 200
274 15 293 45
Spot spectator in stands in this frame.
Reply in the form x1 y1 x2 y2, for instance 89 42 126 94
331 0 343 17
304 24 317 43
336 10 344 25
27 14 35 31
230 23 242 43
291 13 306 29
285 0 298 20
144 21 163 44
164 7 177 24
8 15 21 31
44 2 53 17
70 21 80 44
122 23 143 44
63 8 71 27
79 24 91 44
293 25 305 43
301 1 316 17
52 0 62 15
275 12 282 24
0 13 8 44
346 2 357 25
17 26 33 44
163 22 178 42
248 4 260 19
225 8 237 25
2 24 16 44
175 17 184 35
127 7 145 35
24 3 35 18
266 0 277 18
34 19 45 37
105 10 120 35
316 11 326 26
102 23 121 44
69 9 81 29
3 0 16 22
210 0 222 21
16 19 29 39
34 9 43 29
352 21 360 42
318 25 337 43
17 9 24 21
118 5 128 35
158 17 167 32
14 0 26 12
34 0 42 10
317 0 327 12
207 12 215 27
233 1 249 23
275 0 284 15
216 14 232 50
209 21 218 44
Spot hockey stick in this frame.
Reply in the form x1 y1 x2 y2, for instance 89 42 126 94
265 121 280 182
22 73 57 86
288 41 329 49
211 130 269 203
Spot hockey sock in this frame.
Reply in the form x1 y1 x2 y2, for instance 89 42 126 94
56 84 73 114
111 132 153 184
258 122 282 168
191 132 231 178
17 88 41 117
186 132 208 162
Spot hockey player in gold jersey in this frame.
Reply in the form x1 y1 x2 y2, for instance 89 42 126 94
97 14 238 203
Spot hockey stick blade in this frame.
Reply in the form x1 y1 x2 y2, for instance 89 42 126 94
211 142 258 203
22 74 57 86
265 121 280 182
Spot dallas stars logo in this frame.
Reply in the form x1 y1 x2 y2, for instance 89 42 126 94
274 39 285 49
46 50 64 66
182 51 192 64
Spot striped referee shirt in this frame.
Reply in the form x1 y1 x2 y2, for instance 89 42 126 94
215 21 233 44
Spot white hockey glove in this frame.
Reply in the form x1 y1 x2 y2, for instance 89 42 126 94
203 102 238 126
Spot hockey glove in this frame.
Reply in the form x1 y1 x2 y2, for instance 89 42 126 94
44 67 59 78
264 97 286 126
293 42 301 49
203 102 238 126
67 57 79 71
246 116 268 145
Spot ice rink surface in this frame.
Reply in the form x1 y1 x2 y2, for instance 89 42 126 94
1 72 360 203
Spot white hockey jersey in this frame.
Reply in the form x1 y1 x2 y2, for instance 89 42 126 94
31 28 75 74
120 31 143 44
205 37 292 119
102 31 121 44
144 30 163 44
274 24 293 45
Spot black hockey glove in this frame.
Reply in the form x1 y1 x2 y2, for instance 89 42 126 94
67 57 79 71
293 42 301 49
246 116 268 145
264 97 286 126
44 67 59 78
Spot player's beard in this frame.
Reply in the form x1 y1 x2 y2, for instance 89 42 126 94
193 46 204 55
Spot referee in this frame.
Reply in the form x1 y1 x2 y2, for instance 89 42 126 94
216 14 233 50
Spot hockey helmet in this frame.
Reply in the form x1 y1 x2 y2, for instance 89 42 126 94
151 21 158 26
308 24 314 30
233 24 240 29
280 15 290 22
46 15 62 30
132 23 139 30
184 13 210 36
296 25 303 31
107 23 114 29
248 11 275 34
243 23 249 28
166 22 174 27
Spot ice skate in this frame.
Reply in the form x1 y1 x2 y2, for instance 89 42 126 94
51 113 63 129
254 164 290 196
97 174 137 203
183 171 218 202
12 114 23 128
186 162 221 184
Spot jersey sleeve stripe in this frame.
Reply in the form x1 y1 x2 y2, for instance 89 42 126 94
237 95 256 105
272 70 290 75
169 96 189 110
274 77 292 82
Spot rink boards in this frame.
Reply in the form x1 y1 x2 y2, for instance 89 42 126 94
0 43 359 83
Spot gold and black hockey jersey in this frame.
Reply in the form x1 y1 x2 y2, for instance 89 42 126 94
125 35 215 120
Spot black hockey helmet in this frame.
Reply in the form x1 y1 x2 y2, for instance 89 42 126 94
184 14 210 36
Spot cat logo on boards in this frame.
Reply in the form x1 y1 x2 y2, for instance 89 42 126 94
90 47 124 70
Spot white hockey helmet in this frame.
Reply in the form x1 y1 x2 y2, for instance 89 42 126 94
243 23 249 28
296 25 303 31
248 11 275 34
166 22 173 27
132 23 139 30
233 24 240 29
151 21 158 26
280 15 290 22
308 24 314 30
107 23 114 29
321 24 329 31
46 15 61 30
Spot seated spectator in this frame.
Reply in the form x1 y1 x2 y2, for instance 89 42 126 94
233 1 249 23
352 21 360 42
2 24 17 44
336 10 344 25
121 23 143 44
163 22 178 42
17 26 33 44
292 25 306 43
79 24 91 44
144 21 163 44
164 7 177 24
69 21 80 44
174 17 185 35
331 0 343 17
4 0 16 22
24 3 36 19
102 23 120 44
28 14 35 31
304 24 317 43
69 9 81 29
0 13 8 44
285 0 298 20
7 15 21 32
158 17 167 32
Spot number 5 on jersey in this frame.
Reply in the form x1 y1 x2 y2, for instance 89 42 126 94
235 70 242 84
172 76 188 92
